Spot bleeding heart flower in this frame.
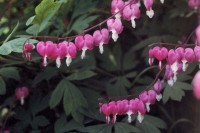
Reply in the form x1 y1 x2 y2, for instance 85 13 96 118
111 0 125 18
188 0 200 9
196 25 200 45
75 34 94 59
139 90 156 112
36 41 56 67
107 18 123 42
193 71 200 100
101 103 111 124
182 48 195 71
93 28 110 54
153 46 168 69
50 42 67 68
194 45 200 68
165 65 174 86
108 101 118 123
154 79 162 101
167 49 179 82
143 0 154 18
148 48 154 66
122 3 140 28
15 86 29 105
23 43 35 61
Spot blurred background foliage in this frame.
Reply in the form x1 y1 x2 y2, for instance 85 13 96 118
0 0 199 133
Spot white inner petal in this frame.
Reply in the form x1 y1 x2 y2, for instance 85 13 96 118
171 62 178 82
99 41 104 54
127 110 132 123
111 30 119 42
168 78 174 87
146 9 154 18
81 47 88 59
106 116 110 124
146 102 151 112
131 16 136 28
20 97 24 105
137 112 144 123
66 55 72 67
156 94 162 101
113 115 117 123
56 57 61 68
182 59 188 71
43 56 48 67
137 1 141 7
158 61 162 70
160 0 164 4
115 9 121 19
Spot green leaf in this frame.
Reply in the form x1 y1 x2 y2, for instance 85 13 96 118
54 116 81 133
106 77 129 96
0 77 6 95
0 38 37 55
26 16 35 26
30 93 50 116
49 79 66 109
67 70 96 80
33 67 58 86
0 67 20 80
3 21 19 44
27 0 61 35
162 81 192 103
71 15 98 33
31 115 49 129
63 80 88 123
114 122 141 133
136 115 167 133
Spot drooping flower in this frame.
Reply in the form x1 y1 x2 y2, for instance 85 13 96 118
160 0 164 4
193 71 200 100
93 28 110 54
196 25 200 45
107 18 123 42
108 101 118 123
167 49 178 82
50 42 67 68
153 46 168 69
101 103 111 124
139 90 156 112
36 41 56 67
63 41 77 67
122 3 140 28
194 45 200 68
188 0 200 9
136 99 146 123
165 65 174 86
117 100 129 115
15 86 29 105
23 43 35 61
143 0 154 18
111 0 125 18
154 79 162 101
75 34 94 59
181 48 195 71
148 48 154 66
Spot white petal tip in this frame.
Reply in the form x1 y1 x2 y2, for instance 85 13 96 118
146 9 154 18
20 97 24 105
156 94 162 101
66 56 72 67
111 30 118 42
137 112 144 123
56 58 61 68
